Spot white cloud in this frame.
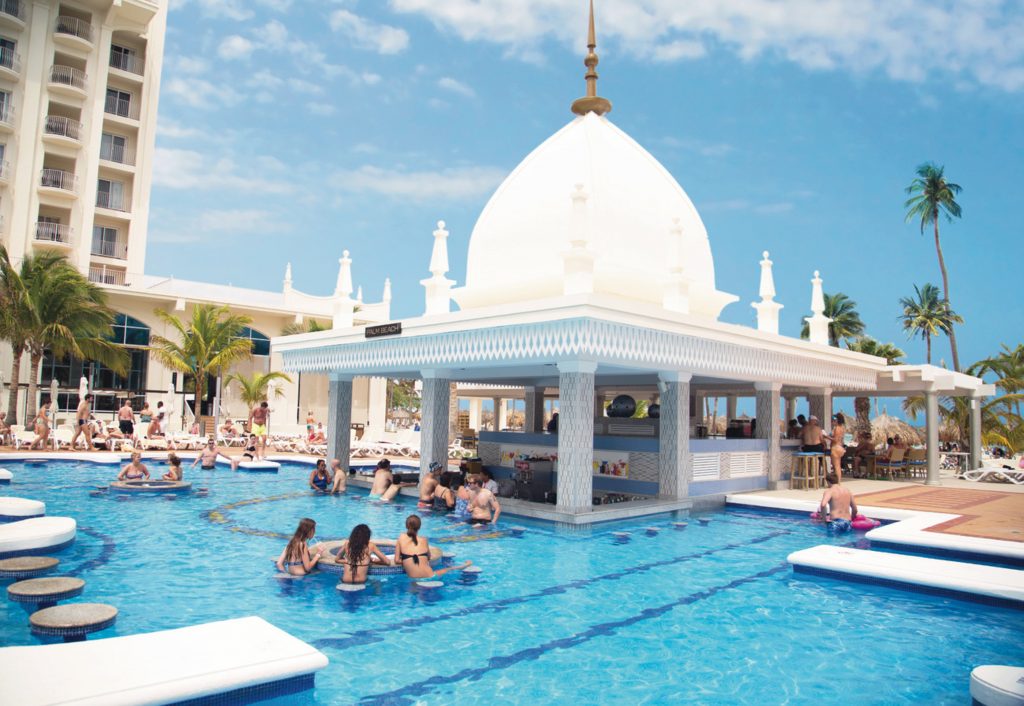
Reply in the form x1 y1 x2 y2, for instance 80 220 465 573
218 35 254 60
156 118 203 140
390 0 1024 92
438 76 475 97
661 137 733 158
307 102 337 116
170 0 252 21
153 147 295 194
330 9 410 54
164 77 241 108
168 56 208 75
197 209 286 233
331 165 507 200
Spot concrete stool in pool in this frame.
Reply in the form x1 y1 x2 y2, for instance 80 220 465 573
970 665 1024 706
109 479 192 494
0 556 59 580
0 468 12 484
0 517 76 559
8 576 84 609
459 566 482 583
0 497 45 523
30 603 117 642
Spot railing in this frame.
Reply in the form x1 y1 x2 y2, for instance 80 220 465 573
40 168 79 192
99 142 136 166
104 95 140 120
0 102 14 127
91 239 128 259
96 190 131 212
55 16 93 43
0 160 9 181
0 46 20 73
0 0 24 23
88 265 127 285
49 65 87 91
44 115 83 141
109 51 143 76
34 222 73 245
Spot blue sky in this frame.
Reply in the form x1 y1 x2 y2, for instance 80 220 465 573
151 0 1024 377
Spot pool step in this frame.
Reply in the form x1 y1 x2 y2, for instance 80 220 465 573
788 545 1024 606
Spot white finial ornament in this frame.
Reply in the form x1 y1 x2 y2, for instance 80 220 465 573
332 250 356 329
283 262 293 292
751 250 783 334
383 278 392 302
805 269 831 345
356 286 364 304
421 220 455 315
563 183 595 295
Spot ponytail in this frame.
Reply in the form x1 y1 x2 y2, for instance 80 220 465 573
405 514 421 544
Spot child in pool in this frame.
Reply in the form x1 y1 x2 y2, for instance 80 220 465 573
163 453 183 481
276 518 324 576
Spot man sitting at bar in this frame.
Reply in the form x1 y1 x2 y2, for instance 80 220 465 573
800 415 825 453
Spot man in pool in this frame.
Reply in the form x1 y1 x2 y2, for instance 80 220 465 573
247 401 270 461
467 475 501 526
117 451 150 481
418 462 443 509
818 471 858 533
330 459 347 494
70 393 94 451
191 439 222 470
368 459 393 500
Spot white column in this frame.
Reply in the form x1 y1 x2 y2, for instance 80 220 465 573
692 392 705 435
419 371 451 477
524 386 545 433
327 374 353 470
367 377 387 434
925 389 941 486
468 398 483 432
491 397 504 431
726 395 737 422
556 361 597 513
755 382 783 487
658 372 691 500
784 396 797 424
969 394 983 471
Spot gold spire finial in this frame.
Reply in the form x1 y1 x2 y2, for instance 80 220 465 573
571 0 612 116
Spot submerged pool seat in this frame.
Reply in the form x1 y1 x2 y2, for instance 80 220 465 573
0 615 329 704
0 517 76 559
0 497 45 523
970 665 1024 706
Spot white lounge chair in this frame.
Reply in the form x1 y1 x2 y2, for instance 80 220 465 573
961 467 1024 485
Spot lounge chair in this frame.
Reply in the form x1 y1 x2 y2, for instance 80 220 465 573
875 448 906 481
903 448 927 480
961 467 1024 485
13 430 38 450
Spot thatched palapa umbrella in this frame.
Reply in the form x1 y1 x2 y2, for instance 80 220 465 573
870 413 922 446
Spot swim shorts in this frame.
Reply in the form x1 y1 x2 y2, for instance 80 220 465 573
469 517 490 526
252 424 267 436
119 420 134 435
827 518 852 534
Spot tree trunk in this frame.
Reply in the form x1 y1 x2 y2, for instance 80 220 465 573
925 333 931 365
25 351 42 423
854 396 871 437
7 346 23 425
934 220 960 371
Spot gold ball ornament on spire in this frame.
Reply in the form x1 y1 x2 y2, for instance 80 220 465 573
571 0 612 116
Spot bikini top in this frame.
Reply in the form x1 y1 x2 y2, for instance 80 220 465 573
399 537 430 565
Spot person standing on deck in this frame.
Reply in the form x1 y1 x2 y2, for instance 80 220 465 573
248 401 270 461
70 394 94 450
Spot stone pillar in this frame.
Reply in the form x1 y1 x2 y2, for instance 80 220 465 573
925 389 941 486
327 374 353 470
809 388 833 433
784 396 797 424
524 386 545 433
969 394 983 471
594 389 605 419
556 361 597 513
468 398 483 433
491 397 503 430
755 382 783 487
419 371 451 478
658 372 692 500
726 395 737 423
691 392 705 436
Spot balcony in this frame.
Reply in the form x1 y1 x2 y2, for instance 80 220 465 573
0 0 25 28
0 103 13 132
39 168 79 197
96 190 132 214
0 46 20 79
34 222 73 247
99 143 136 169
104 95 140 121
43 115 83 145
49 65 88 97
89 264 127 286
109 51 144 78
54 16 94 49
0 160 9 183
91 239 128 260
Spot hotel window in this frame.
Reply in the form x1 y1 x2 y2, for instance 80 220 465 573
100 132 127 163
96 178 125 210
109 44 136 72
236 327 271 356
0 37 14 71
91 225 120 258
0 90 9 121
105 88 132 117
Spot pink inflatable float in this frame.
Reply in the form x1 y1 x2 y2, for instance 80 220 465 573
810 512 880 530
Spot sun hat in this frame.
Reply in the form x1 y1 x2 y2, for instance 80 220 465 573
809 415 819 422
429 461 443 472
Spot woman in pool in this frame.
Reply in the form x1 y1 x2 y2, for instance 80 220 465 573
230 434 259 470
163 453 183 481
275 517 324 577
30 401 51 450
117 452 150 481
432 474 456 512
308 459 332 493
338 524 390 585
395 515 471 580
453 477 471 519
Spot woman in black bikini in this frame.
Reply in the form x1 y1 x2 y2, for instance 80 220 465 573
339 524 390 585
431 475 456 512
395 515 471 580
275 518 323 577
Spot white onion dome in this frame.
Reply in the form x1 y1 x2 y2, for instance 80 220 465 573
452 112 738 319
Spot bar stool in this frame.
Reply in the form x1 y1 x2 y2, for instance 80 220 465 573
791 453 821 490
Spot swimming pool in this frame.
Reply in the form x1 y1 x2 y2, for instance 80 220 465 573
1 459 1021 705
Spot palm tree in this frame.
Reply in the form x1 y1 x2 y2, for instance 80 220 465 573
971 344 1024 419
905 162 963 371
903 392 1022 454
280 319 330 336
898 283 962 365
0 247 126 423
847 337 905 436
149 304 255 420
800 292 865 347
225 371 293 408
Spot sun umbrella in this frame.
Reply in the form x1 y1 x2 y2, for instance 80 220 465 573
78 376 89 401
870 413 922 446
165 381 176 434
50 378 59 449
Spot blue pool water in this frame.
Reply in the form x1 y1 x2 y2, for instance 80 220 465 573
1 459 1022 705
